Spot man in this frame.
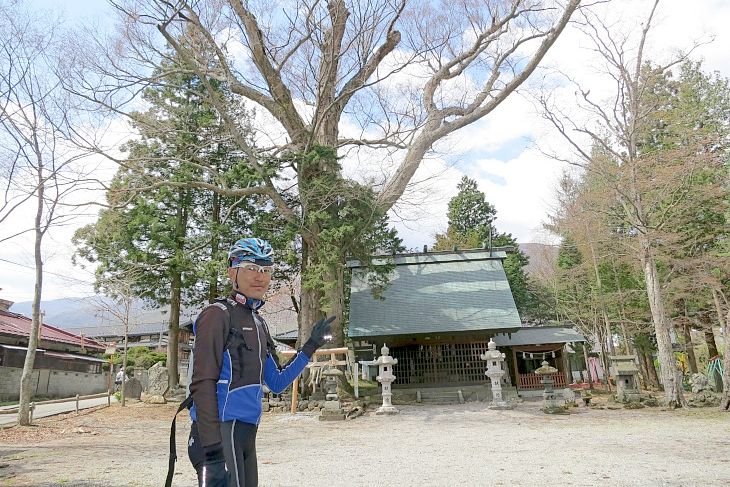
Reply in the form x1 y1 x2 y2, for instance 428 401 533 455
114 366 126 391
187 237 333 487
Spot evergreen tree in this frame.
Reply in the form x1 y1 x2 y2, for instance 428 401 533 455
74 61 292 387
433 176 535 319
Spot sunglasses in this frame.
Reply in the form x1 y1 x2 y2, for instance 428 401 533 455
237 263 274 275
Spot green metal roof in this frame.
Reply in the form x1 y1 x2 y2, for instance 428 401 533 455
347 250 521 338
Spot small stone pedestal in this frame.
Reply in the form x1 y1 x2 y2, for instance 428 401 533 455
319 368 346 421
609 356 641 403
374 344 398 415
535 361 567 414
480 339 512 409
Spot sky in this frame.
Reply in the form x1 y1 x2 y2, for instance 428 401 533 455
2 0 730 303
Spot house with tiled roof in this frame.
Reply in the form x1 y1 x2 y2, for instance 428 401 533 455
0 300 108 401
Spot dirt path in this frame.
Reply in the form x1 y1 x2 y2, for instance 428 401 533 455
0 400 727 486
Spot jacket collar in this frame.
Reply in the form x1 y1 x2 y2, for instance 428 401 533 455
229 290 264 310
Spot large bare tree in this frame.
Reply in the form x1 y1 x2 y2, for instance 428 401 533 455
0 4 95 424
538 0 727 407
68 0 580 345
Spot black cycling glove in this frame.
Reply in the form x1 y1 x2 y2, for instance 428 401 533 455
301 316 335 358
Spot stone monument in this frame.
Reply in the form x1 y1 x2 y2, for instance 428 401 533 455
123 377 143 400
535 361 566 414
609 356 640 403
147 361 169 396
688 372 721 407
690 373 710 394
480 339 511 409
374 344 398 415
319 367 346 421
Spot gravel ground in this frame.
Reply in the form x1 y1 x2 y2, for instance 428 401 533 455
0 399 727 487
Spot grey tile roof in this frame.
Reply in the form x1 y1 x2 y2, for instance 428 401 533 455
493 326 586 346
347 250 522 338
273 329 298 341
66 322 168 339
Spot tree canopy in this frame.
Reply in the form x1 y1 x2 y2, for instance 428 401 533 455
433 176 535 319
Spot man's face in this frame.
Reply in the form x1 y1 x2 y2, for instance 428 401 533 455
227 263 272 300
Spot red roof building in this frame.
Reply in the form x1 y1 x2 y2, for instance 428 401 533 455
0 308 105 353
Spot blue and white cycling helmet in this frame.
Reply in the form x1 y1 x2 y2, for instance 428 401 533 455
228 237 274 267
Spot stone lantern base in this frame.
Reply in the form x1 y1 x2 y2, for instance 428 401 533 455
375 404 398 415
542 396 569 414
319 400 346 421
488 401 514 410
542 404 569 414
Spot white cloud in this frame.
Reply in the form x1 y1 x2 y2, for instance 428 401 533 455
0 113 134 303
389 0 730 250
4 0 730 302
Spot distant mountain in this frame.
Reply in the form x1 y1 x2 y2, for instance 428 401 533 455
9 290 297 335
10 297 200 330
10 298 100 328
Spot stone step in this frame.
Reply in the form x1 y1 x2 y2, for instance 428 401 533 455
418 390 464 405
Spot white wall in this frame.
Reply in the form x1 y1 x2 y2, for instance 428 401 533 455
0 366 108 402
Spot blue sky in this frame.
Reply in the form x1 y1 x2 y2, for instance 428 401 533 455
2 0 730 302
34 0 114 25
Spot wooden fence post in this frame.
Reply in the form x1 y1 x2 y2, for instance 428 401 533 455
354 363 359 399
290 378 299 414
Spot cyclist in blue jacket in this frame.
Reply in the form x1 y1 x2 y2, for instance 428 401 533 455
187 237 333 487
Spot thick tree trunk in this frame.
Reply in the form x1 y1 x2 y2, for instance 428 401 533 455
641 241 685 407
168 271 182 389
640 349 661 390
704 327 719 358
324 263 346 346
648 351 661 389
297 238 324 347
682 321 698 375
636 349 649 390
18 168 45 426
167 191 187 389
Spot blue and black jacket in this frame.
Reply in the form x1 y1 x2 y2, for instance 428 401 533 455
189 292 311 450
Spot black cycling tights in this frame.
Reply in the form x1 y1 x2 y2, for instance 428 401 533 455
189 420 259 487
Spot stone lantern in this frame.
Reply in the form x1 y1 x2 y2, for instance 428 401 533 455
535 360 566 414
479 339 511 409
609 356 640 403
319 367 346 421
374 344 398 415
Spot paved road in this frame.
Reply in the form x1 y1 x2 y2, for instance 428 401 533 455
0 395 117 426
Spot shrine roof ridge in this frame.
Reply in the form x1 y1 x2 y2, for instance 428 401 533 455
346 247 512 268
